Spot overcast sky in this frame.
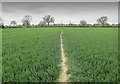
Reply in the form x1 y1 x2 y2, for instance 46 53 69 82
2 2 118 25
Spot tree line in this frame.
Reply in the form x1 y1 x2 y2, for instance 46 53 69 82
0 15 119 28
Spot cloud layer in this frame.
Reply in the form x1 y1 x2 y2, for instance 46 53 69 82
2 2 118 25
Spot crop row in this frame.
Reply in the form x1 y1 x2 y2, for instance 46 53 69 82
63 28 118 82
2 28 61 82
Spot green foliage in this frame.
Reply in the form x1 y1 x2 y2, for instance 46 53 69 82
63 28 118 82
2 28 61 82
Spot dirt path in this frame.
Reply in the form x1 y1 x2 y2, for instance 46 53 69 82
58 31 68 82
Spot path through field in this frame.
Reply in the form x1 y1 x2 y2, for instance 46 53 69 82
58 31 68 82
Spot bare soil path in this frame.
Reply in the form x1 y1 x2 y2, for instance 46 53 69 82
58 31 68 83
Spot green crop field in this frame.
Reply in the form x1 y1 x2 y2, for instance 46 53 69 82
63 28 118 82
2 27 118 82
2 28 61 82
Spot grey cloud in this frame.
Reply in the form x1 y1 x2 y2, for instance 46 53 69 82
2 2 118 25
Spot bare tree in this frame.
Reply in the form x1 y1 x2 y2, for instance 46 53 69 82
43 15 54 26
97 16 108 26
80 20 87 26
38 21 46 27
69 20 72 25
0 17 4 28
22 15 32 28
10 21 17 26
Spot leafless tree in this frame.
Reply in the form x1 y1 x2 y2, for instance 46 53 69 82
22 15 32 28
97 16 108 26
43 15 54 26
0 17 4 28
80 20 87 26
10 21 17 26
38 21 46 26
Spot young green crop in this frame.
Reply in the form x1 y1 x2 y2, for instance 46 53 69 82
63 28 118 82
2 28 61 82
2 27 118 82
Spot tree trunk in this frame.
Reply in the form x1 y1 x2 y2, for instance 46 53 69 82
48 22 49 27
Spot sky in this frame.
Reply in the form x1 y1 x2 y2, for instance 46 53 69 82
2 2 118 25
